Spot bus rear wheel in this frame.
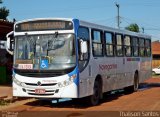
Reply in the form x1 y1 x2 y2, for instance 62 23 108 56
87 80 101 106
124 72 139 93
133 72 139 91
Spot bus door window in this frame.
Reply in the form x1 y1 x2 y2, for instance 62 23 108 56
78 27 89 71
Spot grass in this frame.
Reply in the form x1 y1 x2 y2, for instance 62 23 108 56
152 74 160 78
0 100 9 106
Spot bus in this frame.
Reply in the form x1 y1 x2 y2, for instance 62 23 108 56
6 18 152 106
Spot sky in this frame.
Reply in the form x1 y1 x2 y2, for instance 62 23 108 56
2 0 160 41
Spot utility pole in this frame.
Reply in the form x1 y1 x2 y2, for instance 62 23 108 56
115 3 120 29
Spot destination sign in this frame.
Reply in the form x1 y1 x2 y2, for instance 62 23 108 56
15 20 73 32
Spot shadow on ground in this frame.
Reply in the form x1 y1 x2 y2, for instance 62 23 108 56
24 82 160 109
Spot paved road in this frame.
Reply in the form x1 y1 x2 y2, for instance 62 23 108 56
1 78 160 117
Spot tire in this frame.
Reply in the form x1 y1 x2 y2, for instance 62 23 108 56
87 80 101 106
133 72 139 92
124 72 139 93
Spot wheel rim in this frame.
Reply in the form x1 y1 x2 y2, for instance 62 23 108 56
93 84 99 101
91 81 100 105
134 74 139 91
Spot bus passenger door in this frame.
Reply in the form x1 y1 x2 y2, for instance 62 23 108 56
77 26 90 98
78 39 90 98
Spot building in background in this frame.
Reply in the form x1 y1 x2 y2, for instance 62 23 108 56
152 41 160 68
0 20 13 84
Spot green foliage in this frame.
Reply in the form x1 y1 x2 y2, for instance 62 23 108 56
125 23 140 33
0 6 9 20
0 0 10 20
0 100 9 106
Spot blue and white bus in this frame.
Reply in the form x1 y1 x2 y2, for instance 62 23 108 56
6 18 152 105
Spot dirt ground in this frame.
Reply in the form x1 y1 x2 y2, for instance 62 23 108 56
1 78 160 117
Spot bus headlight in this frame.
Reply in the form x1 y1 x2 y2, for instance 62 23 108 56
69 74 76 82
20 82 26 87
13 77 25 87
13 77 21 86
57 74 77 88
58 82 63 88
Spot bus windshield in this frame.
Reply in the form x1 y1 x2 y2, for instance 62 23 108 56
14 33 76 70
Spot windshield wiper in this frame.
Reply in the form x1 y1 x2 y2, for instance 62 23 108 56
47 32 59 51
55 31 58 38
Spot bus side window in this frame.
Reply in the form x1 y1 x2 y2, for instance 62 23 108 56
132 37 139 57
104 32 114 56
124 35 131 56
139 38 145 57
145 39 151 57
92 29 103 57
116 34 123 56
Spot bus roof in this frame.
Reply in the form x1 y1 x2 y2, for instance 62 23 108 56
14 18 151 39
79 20 151 39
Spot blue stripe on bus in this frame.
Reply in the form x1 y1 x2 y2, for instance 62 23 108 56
72 19 79 34
68 66 79 86
72 19 80 97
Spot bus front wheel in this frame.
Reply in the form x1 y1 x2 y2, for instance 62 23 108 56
87 80 101 106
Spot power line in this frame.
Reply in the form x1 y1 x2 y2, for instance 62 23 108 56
144 28 160 31
121 16 160 29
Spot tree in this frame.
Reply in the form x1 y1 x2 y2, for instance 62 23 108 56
0 7 9 20
125 23 140 33
0 0 9 20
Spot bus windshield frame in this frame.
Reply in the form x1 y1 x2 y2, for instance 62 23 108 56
13 33 76 72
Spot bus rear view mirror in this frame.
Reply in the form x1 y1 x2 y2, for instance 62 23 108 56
79 39 87 54
6 31 14 55
79 39 88 61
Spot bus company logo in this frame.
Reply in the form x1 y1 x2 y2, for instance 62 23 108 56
99 64 117 71
37 81 42 86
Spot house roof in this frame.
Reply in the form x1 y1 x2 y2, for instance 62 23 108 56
0 20 13 40
152 41 160 55
0 20 13 34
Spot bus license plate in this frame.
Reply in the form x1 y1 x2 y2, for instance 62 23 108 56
35 89 45 94
18 64 33 69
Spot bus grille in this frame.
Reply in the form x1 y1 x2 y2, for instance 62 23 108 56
28 93 54 96
25 83 57 86
25 89 59 96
